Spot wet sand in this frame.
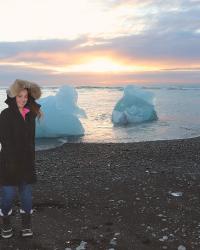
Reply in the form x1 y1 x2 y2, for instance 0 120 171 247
1 137 200 249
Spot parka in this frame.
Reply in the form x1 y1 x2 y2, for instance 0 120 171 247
0 79 41 186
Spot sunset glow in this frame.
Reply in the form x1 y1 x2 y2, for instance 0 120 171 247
0 58 159 74
54 58 156 73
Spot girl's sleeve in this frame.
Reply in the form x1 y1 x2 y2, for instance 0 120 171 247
0 111 8 144
0 112 3 143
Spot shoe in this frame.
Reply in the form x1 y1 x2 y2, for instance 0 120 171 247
20 213 33 237
1 215 14 239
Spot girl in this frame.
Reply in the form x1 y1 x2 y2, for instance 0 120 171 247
0 79 42 238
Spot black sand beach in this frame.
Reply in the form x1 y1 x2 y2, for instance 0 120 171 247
1 137 200 250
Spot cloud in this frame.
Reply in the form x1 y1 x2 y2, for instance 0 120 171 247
0 0 199 85
0 0 199 68
1 25 200 69
0 37 86 58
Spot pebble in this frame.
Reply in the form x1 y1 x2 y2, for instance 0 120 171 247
159 236 168 241
178 245 186 250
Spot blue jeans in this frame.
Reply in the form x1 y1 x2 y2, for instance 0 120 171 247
0 182 32 216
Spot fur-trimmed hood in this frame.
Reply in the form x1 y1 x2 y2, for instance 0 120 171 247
6 79 41 100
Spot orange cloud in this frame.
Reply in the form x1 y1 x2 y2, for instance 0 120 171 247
2 49 199 76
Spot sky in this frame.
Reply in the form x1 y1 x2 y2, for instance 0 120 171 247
0 0 200 86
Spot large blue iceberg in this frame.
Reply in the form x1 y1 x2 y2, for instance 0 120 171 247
112 85 158 125
36 85 86 138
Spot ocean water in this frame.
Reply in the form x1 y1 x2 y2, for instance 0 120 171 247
0 84 200 150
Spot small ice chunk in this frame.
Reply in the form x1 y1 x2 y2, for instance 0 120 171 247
114 232 120 236
76 241 87 250
169 192 183 197
178 245 186 250
110 237 117 246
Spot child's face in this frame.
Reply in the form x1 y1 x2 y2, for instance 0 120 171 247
16 89 28 109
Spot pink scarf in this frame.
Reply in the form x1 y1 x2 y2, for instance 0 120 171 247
21 107 30 120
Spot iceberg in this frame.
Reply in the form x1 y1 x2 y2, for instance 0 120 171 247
36 85 86 138
112 85 158 125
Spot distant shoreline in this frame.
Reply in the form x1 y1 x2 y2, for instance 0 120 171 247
36 135 200 152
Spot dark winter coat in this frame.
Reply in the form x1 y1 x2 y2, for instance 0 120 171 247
0 96 41 186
